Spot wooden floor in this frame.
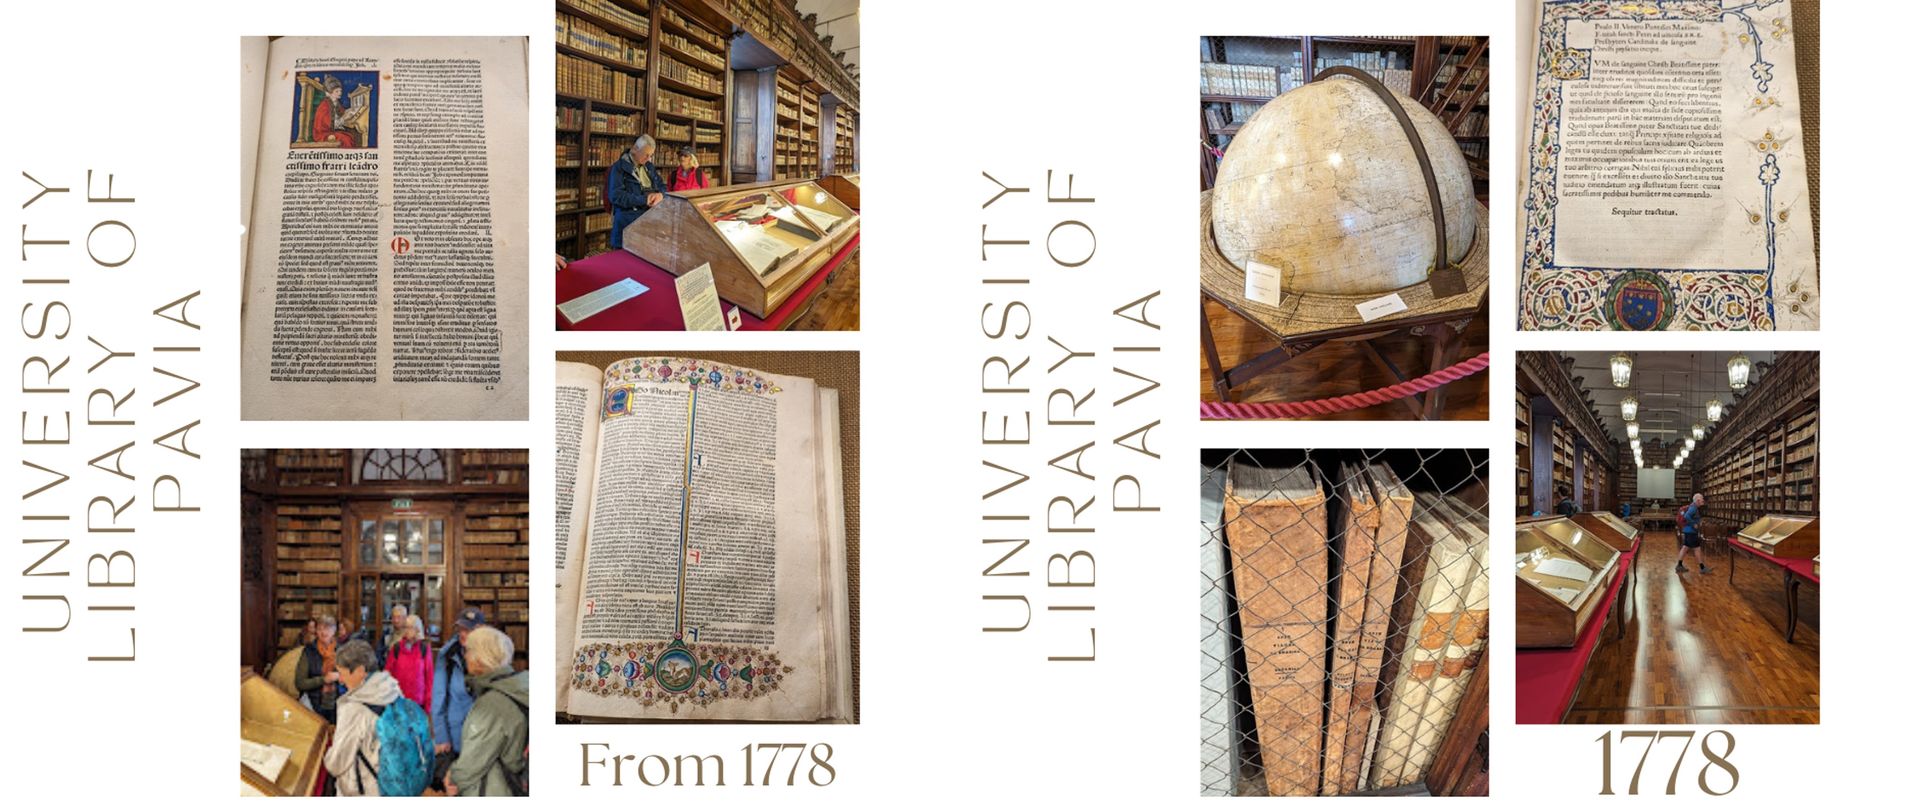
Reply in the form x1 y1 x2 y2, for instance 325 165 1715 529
1564 531 1821 725
1198 300 1490 420
788 248 860 330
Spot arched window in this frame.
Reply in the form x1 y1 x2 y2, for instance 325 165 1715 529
358 449 447 482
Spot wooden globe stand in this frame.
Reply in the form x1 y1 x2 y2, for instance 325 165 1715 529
1200 67 1487 419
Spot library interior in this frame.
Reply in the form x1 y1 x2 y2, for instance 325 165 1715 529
554 0 861 331
1515 351 1820 725
240 449 532 795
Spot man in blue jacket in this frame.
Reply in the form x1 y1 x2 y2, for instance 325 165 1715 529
432 607 486 778
608 135 665 251
1677 492 1710 575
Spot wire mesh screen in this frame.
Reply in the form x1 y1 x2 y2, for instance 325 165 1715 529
1201 449 1489 797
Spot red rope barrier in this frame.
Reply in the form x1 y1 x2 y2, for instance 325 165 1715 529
1201 352 1491 420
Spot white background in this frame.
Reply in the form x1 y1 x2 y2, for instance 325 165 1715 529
0 0 1911 801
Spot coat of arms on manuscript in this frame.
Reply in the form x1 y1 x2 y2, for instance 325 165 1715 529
290 70 377 149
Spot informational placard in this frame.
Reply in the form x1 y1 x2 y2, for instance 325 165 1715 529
558 277 648 324
1244 260 1283 305
676 262 727 331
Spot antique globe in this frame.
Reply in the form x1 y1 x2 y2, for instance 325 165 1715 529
1210 76 1476 296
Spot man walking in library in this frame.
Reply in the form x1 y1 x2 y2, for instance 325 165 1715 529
608 135 665 251
1677 492 1710 575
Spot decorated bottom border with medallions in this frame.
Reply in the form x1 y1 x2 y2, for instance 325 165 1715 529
1522 267 1778 331
572 638 794 712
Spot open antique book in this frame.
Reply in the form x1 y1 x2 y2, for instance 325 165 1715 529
240 36 529 418
1517 0 1817 330
554 358 852 722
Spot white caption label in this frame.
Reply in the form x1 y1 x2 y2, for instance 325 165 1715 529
1355 293 1409 322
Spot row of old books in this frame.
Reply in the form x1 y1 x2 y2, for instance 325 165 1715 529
661 29 727 70
659 88 723 123
1207 459 1489 795
1454 110 1489 137
559 0 651 37
1200 61 1285 98
660 4 724 50
656 118 693 141
556 10 649 69
659 53 724 93
557 140 583 168
559 52 644 106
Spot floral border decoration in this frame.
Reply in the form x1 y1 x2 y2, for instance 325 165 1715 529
571 638 794 713
1520 0 1791 331
602 357 782 419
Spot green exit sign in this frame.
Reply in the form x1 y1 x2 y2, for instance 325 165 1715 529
392 498 413 510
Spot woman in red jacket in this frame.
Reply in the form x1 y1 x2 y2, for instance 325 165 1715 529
387 614 435 715
667 145 709 192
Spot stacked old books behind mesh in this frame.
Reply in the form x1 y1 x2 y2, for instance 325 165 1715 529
1202 452 1490 796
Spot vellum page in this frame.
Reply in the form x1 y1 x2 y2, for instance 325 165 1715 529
813 388 852 722
1404 501 1490 782
241 36 530 418
554 361 603 712
1370 502 1470 788
566 358 834 721
241 37 270 269
1520 0 1817 330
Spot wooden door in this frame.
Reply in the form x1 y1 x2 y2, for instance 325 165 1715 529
346 501 453 647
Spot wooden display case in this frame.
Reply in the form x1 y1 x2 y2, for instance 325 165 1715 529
1515 516 1619 648
1733 514 1820 558
621 178 859 318
1570 510 1639 553
241 669 331 796
819 173 860 210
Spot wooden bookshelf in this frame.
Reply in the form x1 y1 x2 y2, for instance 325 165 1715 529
273 503 345 651
1551 420 1573 497
1703 397 1819 528
1515 389 1531 515
798 82 822 178
830 101 856 174
556 0 734 261
459 449 531 486
1419 36 1490 198
275 449 349 488
461 499 532 656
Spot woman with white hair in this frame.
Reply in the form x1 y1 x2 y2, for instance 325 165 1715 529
387 613 435 714
445 626 530 796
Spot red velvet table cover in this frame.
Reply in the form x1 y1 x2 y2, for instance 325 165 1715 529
1515 545 1635 724
556 233 859 330
1731 539 1820 584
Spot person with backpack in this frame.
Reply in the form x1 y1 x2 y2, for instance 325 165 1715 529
388 614 435 715
1677 492 1711 575
445 626 530 796
1554 486 1579 517
326 639 434 796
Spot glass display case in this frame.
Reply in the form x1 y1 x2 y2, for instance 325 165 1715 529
240 668 331 796
1734 514 1820 558
620 179 861 318
820 173 860 209
1514 516 1619 648
1571 511 1639 553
